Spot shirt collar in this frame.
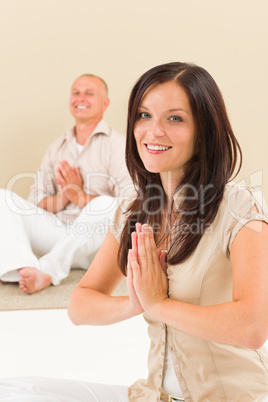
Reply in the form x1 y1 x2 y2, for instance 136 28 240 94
65 119 110 142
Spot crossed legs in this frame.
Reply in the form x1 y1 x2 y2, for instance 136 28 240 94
0 190 118 294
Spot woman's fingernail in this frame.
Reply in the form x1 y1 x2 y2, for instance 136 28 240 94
142 224 148 231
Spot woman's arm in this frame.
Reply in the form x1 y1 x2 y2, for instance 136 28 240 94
130 221 268 349
68 228 142 326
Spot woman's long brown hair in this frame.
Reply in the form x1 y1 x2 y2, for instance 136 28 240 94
118 62 242 274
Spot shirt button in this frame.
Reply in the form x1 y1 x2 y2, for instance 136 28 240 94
156 398 160 401
161 341 165 346
161 352 164 356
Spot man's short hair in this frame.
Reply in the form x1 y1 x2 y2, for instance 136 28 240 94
78 74 108 96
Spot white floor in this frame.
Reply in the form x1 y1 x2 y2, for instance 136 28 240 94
0 309 149 387
1 308 267 390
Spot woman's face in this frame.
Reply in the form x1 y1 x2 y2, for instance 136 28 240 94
134 81 196 186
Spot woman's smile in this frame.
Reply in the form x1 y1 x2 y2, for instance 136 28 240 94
134 80 196 186
145 143 172 153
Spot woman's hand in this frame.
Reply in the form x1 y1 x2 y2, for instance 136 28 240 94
126 224 144 316
127 250 144 316
129 223 168 314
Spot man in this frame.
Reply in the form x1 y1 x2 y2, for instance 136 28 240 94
0 74 132 294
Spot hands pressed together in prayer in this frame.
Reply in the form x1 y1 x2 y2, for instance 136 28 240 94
56 160 95 208
56 160 84 205
127 223 168 316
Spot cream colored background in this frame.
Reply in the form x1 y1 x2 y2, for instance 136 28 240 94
0 0 267 200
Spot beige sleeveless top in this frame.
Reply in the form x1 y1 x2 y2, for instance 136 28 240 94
112 183 268 401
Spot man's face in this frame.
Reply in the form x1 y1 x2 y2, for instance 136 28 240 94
69 76 109 124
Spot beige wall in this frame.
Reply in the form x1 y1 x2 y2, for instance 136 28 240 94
0 0 267 200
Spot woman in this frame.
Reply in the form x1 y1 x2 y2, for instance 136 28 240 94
70 61 268 401
1 62 268 401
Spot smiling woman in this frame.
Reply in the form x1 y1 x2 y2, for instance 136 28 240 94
121 62 243 267
1 62 268 402
134 81 196 191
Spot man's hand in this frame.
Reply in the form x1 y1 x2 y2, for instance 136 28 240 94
56 160 96 208
56 160 85 206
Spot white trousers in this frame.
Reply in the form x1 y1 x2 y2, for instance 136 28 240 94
0 377 128 401
0 189 118 285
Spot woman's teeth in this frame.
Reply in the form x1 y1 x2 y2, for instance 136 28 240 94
146 144 170 151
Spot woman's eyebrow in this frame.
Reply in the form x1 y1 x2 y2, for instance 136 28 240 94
139 105 189 114
168 108 189 114
138 105 149 110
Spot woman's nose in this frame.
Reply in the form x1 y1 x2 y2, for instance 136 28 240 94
147 119 165 136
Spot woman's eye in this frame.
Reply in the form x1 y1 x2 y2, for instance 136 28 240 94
140 112 150 119
170 116 182 122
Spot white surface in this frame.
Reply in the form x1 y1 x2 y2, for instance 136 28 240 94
0 309 149 386
1 309 267 388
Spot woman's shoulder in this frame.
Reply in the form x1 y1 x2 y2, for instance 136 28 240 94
214 182 268 256
222 182 267 218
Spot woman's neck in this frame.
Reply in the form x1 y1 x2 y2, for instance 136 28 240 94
160 171 183 203
155 202 177 251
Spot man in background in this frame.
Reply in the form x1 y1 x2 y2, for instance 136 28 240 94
0 74 132 294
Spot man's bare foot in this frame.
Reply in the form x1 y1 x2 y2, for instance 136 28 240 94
0 278 12 284
19 267 52 294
